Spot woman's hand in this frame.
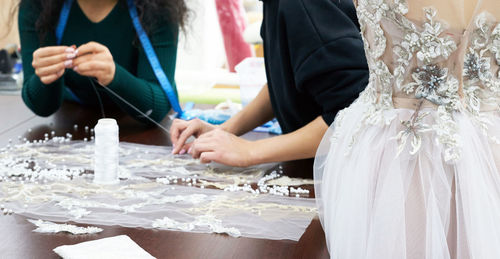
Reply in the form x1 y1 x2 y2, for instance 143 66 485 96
170 118 217 154
32 46 75 85
189 129 256 167
73 42 116 86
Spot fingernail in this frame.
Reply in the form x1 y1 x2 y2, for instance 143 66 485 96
73 66 78 72
67 53 76 59
65 47 75 53
179 149 186 155
188 147 192 154
74 49 79 55
64 59 73 67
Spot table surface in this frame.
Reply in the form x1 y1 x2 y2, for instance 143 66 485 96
0 95 329 259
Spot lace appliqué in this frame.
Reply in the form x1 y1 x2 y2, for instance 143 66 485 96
465 14 500 103
463 13 500 144
351 1 464 161
152 215 242 238
28 219 103 235
393 111 432 156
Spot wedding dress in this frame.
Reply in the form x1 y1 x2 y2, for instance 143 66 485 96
314 0 500 258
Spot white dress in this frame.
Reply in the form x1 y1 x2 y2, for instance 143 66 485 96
314 0 500 258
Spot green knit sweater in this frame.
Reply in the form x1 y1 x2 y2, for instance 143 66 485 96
19 0 179 123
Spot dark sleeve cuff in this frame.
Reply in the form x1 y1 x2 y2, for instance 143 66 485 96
22 75 64 117
106 64 128 93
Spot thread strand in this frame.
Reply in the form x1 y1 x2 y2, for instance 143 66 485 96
88 78 171 135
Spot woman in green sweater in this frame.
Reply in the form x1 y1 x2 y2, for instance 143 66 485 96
18 0 187 123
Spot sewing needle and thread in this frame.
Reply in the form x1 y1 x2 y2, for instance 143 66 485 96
88 78 172 135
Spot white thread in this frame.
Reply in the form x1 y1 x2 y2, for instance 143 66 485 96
89 78 171 135
93 119 119 185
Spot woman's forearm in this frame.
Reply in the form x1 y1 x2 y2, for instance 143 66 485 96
249 116 329 164
221 84 275 136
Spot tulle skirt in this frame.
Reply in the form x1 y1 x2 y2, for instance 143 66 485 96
314 100 500 259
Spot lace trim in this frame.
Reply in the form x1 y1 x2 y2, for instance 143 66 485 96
28 219 103 235
152 215 242 237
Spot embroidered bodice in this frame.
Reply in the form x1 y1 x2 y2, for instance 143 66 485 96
344 0 500 161
357 0 500 106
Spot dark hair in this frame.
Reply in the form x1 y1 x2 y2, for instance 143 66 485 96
15 0 189 42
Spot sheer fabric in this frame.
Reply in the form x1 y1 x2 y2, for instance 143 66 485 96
315 0 500 258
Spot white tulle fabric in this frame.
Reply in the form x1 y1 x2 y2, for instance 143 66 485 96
0 141 317 241
315 0 500 258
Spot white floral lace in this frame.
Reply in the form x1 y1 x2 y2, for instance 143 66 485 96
28 219 103 235
152 215 242 237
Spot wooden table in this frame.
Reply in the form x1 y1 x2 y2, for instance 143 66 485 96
0 95 329 259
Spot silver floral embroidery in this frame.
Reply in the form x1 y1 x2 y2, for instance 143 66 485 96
462 13 500 144
433 106 462 162
490 24 500 73
393 0 408 15
464 50 491 82
411 65 450 105
394 9 457 89
344 0 500 162
416 9 457 64
394 111 432 156
343 0 468 161
356 0 388 59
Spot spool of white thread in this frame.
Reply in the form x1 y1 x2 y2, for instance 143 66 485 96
93 118 119 185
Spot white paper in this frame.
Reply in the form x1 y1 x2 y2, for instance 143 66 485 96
53 235 156 259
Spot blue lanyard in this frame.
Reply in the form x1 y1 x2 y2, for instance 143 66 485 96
55 0 184 116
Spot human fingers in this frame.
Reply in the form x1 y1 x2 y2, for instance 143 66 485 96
190 139 217 159
39 70 64 85
170 119 188 149
33 46 73 59
32 52 73 69
172 122 203 154
76 41 107 56
35 62 66 78
199 152 218 164
73 60 110 73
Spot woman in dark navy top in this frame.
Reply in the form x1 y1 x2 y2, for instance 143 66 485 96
170 0 369 167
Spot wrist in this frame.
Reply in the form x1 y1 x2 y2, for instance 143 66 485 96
220 121 237 135
101 63 116 86
246 139 264 166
